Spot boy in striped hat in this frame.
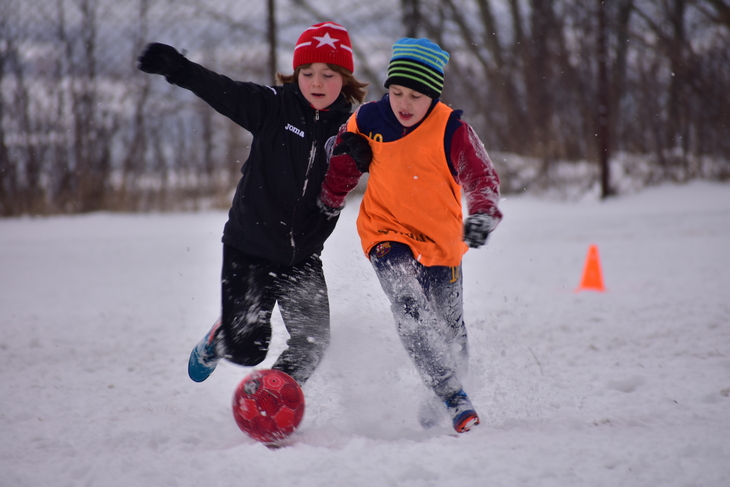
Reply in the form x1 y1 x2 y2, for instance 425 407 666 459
318 38 502 434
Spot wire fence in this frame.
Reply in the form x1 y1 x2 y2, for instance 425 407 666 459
2 0 729 215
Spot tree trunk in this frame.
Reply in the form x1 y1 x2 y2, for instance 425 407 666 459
597 0 612 198
268 0 277 83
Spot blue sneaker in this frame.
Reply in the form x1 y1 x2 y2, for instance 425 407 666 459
188 320 222 382
445 390 480 433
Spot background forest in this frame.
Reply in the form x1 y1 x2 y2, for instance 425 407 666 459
1 0 729 216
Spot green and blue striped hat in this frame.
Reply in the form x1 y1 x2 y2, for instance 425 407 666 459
384 38 450 99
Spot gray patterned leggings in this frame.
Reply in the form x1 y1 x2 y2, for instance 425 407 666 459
369 241 469 400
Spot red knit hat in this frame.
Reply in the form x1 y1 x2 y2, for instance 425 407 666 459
293 22 354 73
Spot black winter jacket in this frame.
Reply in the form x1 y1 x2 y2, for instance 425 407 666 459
170 62 352 265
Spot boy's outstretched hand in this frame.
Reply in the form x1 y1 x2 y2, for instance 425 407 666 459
463 213 494 248
332 132 372 173
137 43 186 78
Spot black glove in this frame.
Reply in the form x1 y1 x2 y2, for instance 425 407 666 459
332 132 373 173
463 213 493 248
316 197 342 220
137 43 187 80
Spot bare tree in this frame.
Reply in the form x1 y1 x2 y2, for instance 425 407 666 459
597 0 612 198
2 0 729 217
402 0 421 38
268 0 277 83
0 22 17 216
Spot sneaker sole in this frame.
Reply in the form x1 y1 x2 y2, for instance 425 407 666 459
453 411 480 433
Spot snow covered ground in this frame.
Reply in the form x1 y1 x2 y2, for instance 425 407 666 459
1 181 729 486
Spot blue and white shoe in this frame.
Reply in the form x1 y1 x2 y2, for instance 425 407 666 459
188 320 222 382
445 390 480 433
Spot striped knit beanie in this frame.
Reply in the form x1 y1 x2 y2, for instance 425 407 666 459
293 22 354 73
384 38 450 99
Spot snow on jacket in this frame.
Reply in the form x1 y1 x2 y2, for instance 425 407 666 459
320 95 502 251
170 62 353 265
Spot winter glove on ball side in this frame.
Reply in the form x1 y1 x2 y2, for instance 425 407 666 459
464 213 494 248
332 132 373 173
137 43 188 81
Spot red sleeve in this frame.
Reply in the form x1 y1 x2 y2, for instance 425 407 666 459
319 122 365 209
450 122 503 224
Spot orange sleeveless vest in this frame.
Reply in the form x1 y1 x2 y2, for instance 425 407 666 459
350 102 467 267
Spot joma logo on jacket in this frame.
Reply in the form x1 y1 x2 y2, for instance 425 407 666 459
285 123 305 138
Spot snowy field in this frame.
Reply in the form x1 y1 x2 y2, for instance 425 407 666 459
1 181 729 486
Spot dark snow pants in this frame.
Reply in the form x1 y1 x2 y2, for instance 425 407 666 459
369 242 469 401
216 244 330 384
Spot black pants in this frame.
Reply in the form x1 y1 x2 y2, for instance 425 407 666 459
217 244 330 384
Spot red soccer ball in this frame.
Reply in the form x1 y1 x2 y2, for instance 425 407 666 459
232 369 305 443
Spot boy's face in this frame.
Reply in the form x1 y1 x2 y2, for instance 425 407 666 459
388 85 432 127
298 63 344 110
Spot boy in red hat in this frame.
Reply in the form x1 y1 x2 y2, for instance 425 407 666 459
137 22 367 386
318 38 502 433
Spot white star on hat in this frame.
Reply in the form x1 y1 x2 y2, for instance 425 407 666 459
313 32 340 49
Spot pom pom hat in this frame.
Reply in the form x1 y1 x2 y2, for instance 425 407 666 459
384 38 450 99
293 22 354 73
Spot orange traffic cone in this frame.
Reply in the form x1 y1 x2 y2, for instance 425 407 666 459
575 244 605 292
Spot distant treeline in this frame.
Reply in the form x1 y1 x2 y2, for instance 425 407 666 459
1 0 728 216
